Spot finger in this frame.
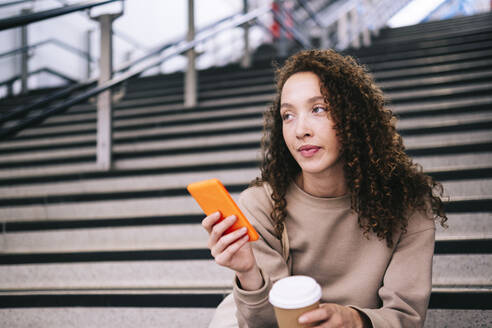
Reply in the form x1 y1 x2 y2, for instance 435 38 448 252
298 305 333 325
211 227 248 257
201 211 221 233
209 215 237 248
214 234 249 265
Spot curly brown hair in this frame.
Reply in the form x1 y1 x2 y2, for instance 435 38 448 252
253 49 447 247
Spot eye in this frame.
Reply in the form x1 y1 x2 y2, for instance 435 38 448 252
312 105 327 114
282 112 294 121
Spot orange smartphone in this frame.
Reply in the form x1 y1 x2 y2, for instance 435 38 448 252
187 178 259 241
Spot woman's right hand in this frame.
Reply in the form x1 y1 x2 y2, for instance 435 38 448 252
202 212 257 274
202 212 264 291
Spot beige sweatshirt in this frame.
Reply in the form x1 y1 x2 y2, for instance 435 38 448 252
233 182 435 328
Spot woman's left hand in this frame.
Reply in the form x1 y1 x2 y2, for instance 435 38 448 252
298 303 369 328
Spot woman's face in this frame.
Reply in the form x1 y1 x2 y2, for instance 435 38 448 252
280 71 343 178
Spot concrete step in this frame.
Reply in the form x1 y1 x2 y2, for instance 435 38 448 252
391 94 492 116
11 93 492 143
0 130 262 164
424 309 492 328
0 178 489 220
0 308 217 328
14 104 265 139
0 116 263 152
377 69 492 91
1 224 209 254
388 81 492 103
438 213 492 239
372 57 492 80
361 28 492 56
414 152 492 168
0 252 489 292
13 81 492 135
63 92 272 116
2 111 490 154
2 127 491 167
376 17 492 42
126 74 275 96
432 254 492 286
368 48 492 72
0 168 258 199
0 137 489 172
0 145 489 181
362 38 492 65
0 307 490 328
0 159 489 201
2 215 489 254
0 193 205 221
440 179 492 198
0 149 260 179
44 102 256 126
403 130 492 148
0 260 234 291
396 112 492 130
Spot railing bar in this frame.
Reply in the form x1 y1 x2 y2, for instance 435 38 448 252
0 0 121 31
40 68 78 84
0 39 48 59
50 39 95 62
0 5 272 139
0 0 33 9
295 0 324 28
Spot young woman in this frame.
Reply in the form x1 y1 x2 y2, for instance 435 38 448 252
202 49 447 328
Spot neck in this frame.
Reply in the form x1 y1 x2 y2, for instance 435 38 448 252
296 163 347 198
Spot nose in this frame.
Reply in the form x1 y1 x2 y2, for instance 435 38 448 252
295 114 312 139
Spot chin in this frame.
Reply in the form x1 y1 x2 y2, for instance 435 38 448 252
299 160 342 175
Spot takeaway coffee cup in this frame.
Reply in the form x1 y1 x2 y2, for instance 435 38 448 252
269 276 322 328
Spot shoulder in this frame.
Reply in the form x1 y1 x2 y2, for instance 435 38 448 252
404 203 436 236
239 183 273 211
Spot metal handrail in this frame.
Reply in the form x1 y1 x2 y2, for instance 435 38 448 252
295 0 324 28
0 10 244 126
273 6 312 49
0 5 272 139
0 0 121 31
0 38 95 62
0 0 33 9
53 0 148 51
0 67 77 88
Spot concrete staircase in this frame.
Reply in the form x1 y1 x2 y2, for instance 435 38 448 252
1 12 491 327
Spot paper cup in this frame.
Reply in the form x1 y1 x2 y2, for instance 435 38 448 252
269 276 322 328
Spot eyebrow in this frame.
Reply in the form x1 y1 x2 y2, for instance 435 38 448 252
280 96 326 109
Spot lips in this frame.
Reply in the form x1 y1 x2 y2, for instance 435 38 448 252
298 145 321 157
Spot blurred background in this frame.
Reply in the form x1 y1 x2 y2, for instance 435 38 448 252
0 0 490 96
0 1 491 327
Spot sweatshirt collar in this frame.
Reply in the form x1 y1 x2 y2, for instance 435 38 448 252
288 181 352 209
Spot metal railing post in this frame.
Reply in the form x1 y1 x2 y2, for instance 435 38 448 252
20 8 30 94
337 12 348 49
321 26 331 49
361 0 371 47
350 7 360 49
185 0 197 108
95 14 118 170
241 0 251 68
86 28 93 79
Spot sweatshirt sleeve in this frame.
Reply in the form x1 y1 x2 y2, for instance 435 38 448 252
232 185 291 328
352 208 436 328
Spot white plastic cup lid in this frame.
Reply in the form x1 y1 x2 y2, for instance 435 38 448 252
269 276 322 309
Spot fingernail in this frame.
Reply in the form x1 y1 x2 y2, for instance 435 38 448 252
298 316 307 324
240 227 247 233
